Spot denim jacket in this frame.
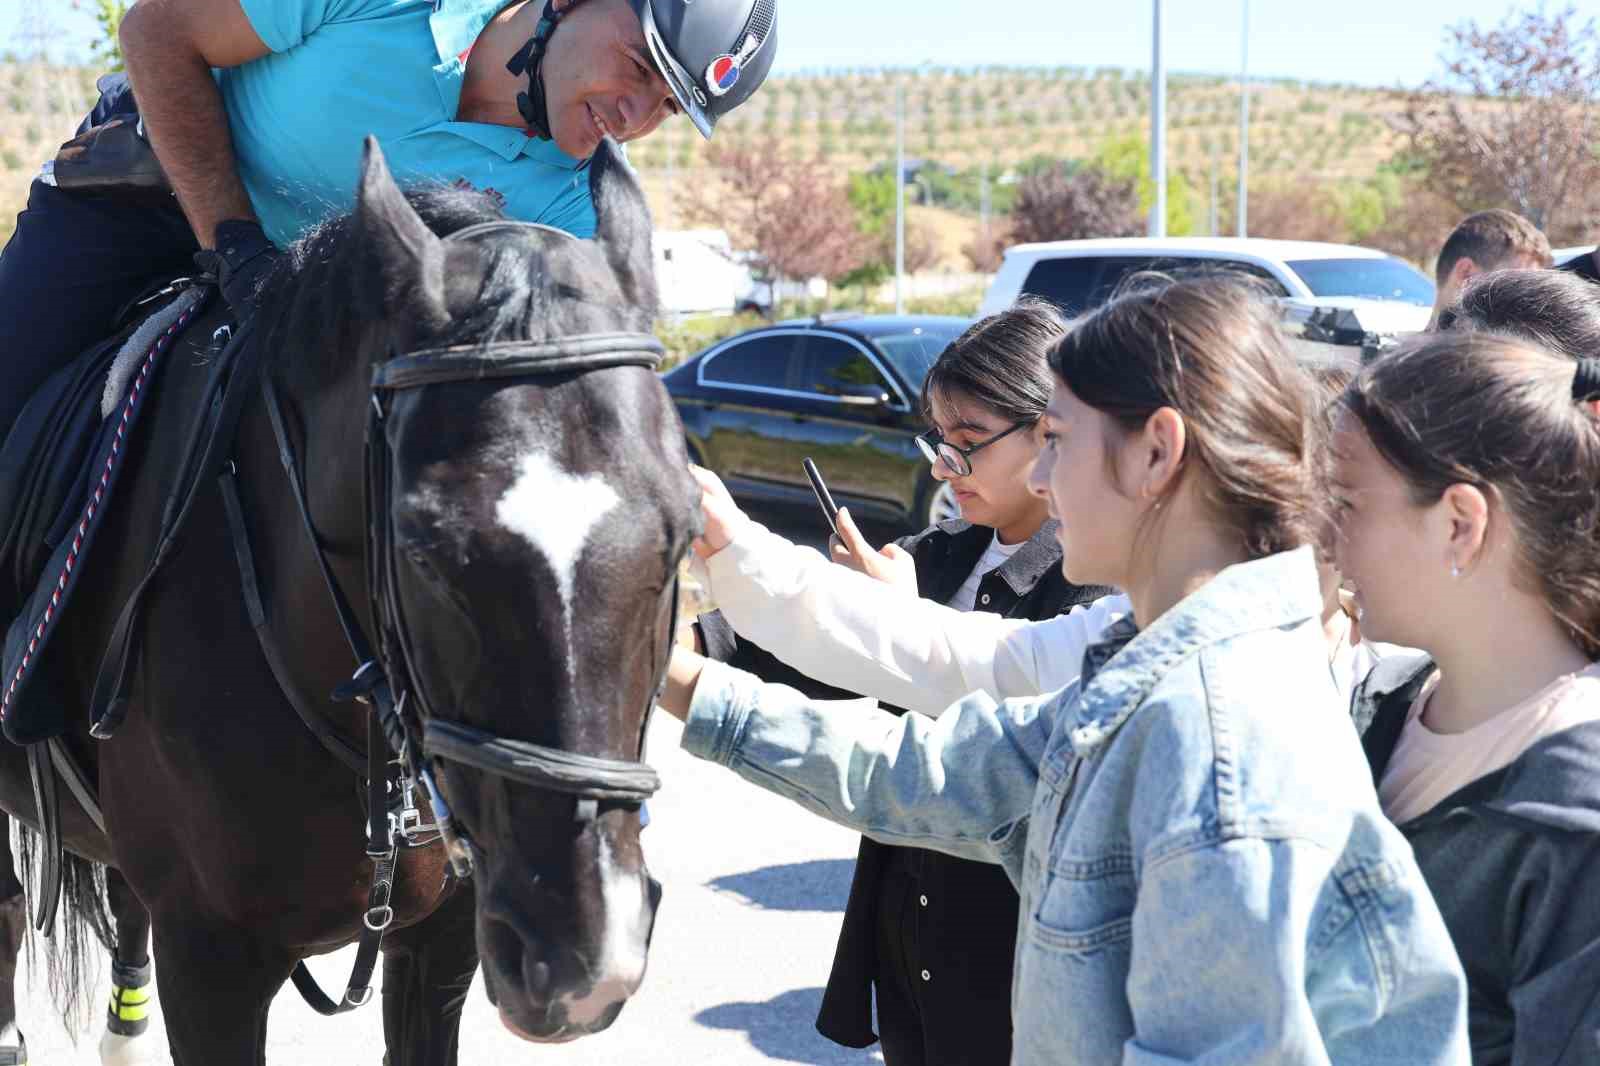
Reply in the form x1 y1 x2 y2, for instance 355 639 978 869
683 547 1469 1064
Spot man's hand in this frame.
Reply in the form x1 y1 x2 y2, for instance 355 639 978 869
689 464 750 559
828 507 918 595
194 218 281 321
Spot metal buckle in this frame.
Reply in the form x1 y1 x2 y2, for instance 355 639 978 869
345 986 374 1008
363 905 394 932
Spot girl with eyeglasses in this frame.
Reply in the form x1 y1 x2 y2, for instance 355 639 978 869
690 299 1106 1066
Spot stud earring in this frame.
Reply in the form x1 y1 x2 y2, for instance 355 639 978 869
1450 563 1462 579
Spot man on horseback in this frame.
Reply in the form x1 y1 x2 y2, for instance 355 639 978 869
0 0 776 440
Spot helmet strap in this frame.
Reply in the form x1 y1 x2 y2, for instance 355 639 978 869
506 0 580 141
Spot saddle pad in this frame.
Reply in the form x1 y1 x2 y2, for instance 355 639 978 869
1 287 208 743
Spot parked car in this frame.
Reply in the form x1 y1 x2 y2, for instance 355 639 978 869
1555 245 1597 271
979 237 1436 333
665 314 972 532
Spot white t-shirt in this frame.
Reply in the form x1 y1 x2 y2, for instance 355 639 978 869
947 533 1026 613
1379 662 1600 824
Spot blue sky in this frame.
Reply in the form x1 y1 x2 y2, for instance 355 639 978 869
0 0 1578 88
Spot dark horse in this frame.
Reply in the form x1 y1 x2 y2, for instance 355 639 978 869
0 134 698 1063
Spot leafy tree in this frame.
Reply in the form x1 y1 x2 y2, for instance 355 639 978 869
1092 134 1200 235
1398 3 1600 242
1010 163 1142 244
679 136 864 300
77 0 131 71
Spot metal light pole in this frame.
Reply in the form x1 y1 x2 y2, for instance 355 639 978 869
1149 0 1167 238
1238 0 1251 238
894 83 906 315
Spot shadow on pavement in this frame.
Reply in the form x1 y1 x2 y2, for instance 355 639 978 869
709 858 855 912
695 986 883 1064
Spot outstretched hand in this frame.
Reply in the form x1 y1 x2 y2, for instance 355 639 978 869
688 464 750 559
828 507 918 595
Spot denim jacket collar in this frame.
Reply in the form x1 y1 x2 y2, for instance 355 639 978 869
1066 546 1322 756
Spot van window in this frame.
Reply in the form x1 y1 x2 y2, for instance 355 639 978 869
1021 255 1289 314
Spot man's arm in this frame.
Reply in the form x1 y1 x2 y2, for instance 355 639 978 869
119 0 271 247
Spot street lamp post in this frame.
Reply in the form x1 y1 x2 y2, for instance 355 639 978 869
1149 0 1167 238
1238 0 1251 238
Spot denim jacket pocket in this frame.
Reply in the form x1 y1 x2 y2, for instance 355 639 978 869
1028 850 1137 951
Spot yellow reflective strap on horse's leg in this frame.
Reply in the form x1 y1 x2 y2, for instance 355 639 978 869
109 983 152 1023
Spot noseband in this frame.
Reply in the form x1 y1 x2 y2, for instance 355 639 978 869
366 329 674 845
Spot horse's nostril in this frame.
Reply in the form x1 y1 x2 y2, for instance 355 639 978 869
524 957 552 998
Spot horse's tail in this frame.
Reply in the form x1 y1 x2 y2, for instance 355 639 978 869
13 822 115 1034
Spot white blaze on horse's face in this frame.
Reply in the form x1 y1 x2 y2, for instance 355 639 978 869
554 836 651 1029
496 450 620 628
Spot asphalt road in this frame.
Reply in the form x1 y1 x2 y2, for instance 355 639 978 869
14 507 901 1066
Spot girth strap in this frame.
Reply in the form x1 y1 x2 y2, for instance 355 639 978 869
90 298 261 738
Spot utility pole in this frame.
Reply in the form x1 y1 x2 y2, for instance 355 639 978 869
1209 140 1220 236
979 156 991 245
894 83 905 315
1149 0 1167 238
1238 0 1251 238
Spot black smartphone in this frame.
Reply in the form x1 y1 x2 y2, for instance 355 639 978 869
802 457 840 536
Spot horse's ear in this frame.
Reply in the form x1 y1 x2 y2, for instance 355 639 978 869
589 137 659 318
356 136 448 330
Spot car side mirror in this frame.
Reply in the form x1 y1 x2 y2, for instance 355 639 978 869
833 383 892 408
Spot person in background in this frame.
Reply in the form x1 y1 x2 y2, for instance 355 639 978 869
1557 244 1600 285
1333 331 1600 1064
1428 210 1552 328
1436 267 1600 360
692 300 1107 1065
666 275 1470 1064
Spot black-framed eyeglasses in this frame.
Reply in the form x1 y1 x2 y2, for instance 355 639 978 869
915 422 1029 478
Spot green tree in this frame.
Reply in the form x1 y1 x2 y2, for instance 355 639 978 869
84 0 132 72
1092 134 1199 235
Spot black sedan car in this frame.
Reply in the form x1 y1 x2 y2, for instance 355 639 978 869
665 314 972 533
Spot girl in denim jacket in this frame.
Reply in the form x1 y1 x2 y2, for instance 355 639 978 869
661 276 1470 1064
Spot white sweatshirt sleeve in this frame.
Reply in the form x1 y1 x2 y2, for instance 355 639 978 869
699 522 1131 716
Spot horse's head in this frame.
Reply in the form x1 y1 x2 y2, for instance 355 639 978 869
346 138 698 1041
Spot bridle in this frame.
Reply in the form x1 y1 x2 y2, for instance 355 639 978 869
256 221 679 1012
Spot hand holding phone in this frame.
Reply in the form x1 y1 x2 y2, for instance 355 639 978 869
802 457 840 536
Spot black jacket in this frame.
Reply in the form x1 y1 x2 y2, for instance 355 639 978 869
1357 655 1600 1066
697 518 1110 1051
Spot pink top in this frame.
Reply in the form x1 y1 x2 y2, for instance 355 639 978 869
1379 662 1600 824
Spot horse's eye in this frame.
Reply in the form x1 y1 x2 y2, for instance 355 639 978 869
404 546 439 575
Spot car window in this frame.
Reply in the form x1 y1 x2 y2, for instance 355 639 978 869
700 335 799 390
1286 258 1435 307
801 336 896 401
1022 255 1290 313
1019 257 1101 314
873 323 969 389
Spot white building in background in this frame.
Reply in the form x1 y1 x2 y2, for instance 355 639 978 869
652 229 824 318
652 230 753 317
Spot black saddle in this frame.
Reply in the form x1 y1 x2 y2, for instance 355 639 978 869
0 278 210 744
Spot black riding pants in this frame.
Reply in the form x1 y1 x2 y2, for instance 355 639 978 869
0 74 196 442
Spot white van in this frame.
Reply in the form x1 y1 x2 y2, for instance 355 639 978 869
979 237 1436 333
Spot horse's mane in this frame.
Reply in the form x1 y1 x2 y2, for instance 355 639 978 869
260 182 580 385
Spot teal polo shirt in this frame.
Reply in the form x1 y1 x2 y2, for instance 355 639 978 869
220 0 595 248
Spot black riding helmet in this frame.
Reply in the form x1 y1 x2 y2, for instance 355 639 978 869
507 0 777 143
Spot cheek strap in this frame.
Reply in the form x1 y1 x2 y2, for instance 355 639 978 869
506 0 584 141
